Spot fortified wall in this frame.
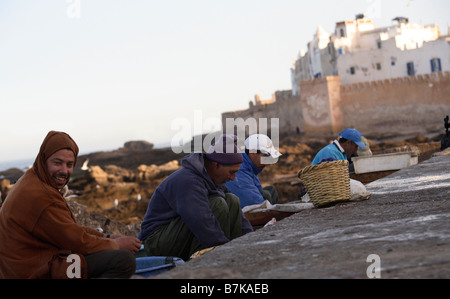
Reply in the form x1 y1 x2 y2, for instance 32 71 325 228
222 71 450 139
339 71 450 139
222 90 304 138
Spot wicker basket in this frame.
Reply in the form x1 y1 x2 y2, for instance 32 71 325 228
297 160 351 207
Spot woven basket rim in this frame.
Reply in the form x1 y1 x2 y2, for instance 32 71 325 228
297 159 349 178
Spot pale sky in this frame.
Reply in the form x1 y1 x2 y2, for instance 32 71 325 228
1 0 449 166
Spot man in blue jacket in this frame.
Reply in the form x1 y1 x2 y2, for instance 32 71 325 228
311 128 367 165
138 135 253 261
226 134 282 209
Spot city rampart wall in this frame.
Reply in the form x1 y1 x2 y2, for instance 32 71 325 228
222 72 450 139
340 71 450 138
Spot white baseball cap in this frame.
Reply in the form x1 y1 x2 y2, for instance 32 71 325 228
245 134 282 159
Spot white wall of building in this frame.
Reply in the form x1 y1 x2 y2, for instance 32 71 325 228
338 36 450 85
308 26 330 79
291 15 450 90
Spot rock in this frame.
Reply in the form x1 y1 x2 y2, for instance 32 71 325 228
0 168 24 183
137 160 180 181
85 164 134 186
383 144 420 154
123 141 154 152
432 147 450 156
0 179 13 202
104 165 135 182
67 200 139 237
382 142 441 162
88 166 109 185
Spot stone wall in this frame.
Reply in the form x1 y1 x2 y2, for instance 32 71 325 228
299 76 343 135
340 71 450 138
221 91 304 138
222 72 450 139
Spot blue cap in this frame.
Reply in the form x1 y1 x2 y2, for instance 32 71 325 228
338 129 366 148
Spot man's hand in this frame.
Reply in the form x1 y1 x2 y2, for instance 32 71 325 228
111 235 141 254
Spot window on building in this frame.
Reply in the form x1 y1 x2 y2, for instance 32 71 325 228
377 40 382 49
407 62 415 76
350 67 355 75
430 58 442 72
340 28 345 37
376 63 382 70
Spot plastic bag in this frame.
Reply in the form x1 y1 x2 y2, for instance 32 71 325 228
350 179 371 201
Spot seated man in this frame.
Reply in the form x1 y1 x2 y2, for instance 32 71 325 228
0 131 141 279
226 134 282 208
311 128 367 166
138 135 253 261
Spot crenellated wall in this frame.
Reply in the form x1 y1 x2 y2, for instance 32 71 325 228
222 72 450 139
222 91 304 138
340 71 450 138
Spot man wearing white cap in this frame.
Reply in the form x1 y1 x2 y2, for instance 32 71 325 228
226 134 282 209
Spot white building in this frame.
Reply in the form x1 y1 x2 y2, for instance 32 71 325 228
291 15 450 95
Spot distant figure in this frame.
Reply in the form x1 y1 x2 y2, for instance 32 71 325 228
357 136 373 157
441 115 450 151
0 131 141 279
226 134 282 208
311 128 367 166
138 134 253 261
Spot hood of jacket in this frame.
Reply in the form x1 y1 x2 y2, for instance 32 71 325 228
181 153 229 198
33 131 79 190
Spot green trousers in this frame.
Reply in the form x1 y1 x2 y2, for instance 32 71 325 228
143 193 243 261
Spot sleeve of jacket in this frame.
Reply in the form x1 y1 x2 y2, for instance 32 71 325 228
169 176 229 248
229 170 265 207
32 202 119 255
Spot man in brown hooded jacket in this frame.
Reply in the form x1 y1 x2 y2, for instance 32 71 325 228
0 131 141 279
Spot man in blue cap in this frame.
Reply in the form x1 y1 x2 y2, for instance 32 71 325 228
311 128 367 166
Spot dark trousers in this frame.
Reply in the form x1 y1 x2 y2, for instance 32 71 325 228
261 185 279 205
84 250 136 278
143 193 243 261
